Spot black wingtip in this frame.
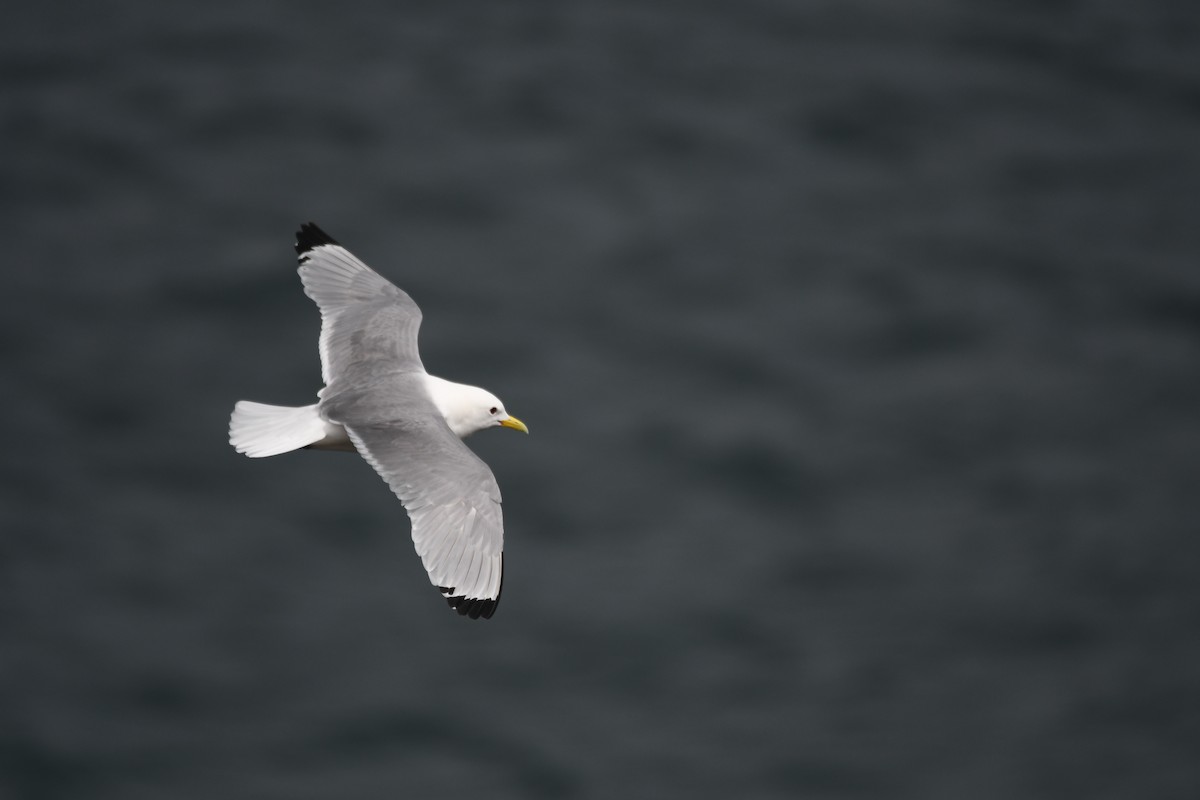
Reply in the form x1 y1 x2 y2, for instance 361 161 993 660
439 583 500 619
295 222 339 258
445 594 499 620
436 554 503 620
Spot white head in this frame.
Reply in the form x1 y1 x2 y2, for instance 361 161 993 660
425 375 529 439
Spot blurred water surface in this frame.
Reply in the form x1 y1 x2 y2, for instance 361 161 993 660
2 2 1199 798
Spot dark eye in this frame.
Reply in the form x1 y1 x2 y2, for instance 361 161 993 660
489 407 498 415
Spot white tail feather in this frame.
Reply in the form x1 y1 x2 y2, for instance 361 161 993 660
229 402 334 458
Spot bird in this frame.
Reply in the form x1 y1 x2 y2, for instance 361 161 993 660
229 223 528 619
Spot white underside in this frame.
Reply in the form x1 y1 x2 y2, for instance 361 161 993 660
229 374 496 459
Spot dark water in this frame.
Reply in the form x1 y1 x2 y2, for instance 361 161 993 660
3 2 1200 798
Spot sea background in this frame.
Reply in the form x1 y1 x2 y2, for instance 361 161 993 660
3 2 1199 798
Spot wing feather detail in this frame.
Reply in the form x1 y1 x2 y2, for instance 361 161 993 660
295 222 425 385
325 381 504 619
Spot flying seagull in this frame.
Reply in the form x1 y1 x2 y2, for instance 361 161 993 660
229 223 528 619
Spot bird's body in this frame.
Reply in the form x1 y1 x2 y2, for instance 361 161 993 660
229 223 527 619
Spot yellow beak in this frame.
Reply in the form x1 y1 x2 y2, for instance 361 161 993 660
499 415 529 434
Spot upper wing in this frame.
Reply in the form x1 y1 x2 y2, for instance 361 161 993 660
295 223 425 386
322 378 505 619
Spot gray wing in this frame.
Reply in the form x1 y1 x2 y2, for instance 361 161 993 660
322 377 504 620
295 223 425 386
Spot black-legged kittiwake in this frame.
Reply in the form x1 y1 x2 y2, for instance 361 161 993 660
229 223 528 619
